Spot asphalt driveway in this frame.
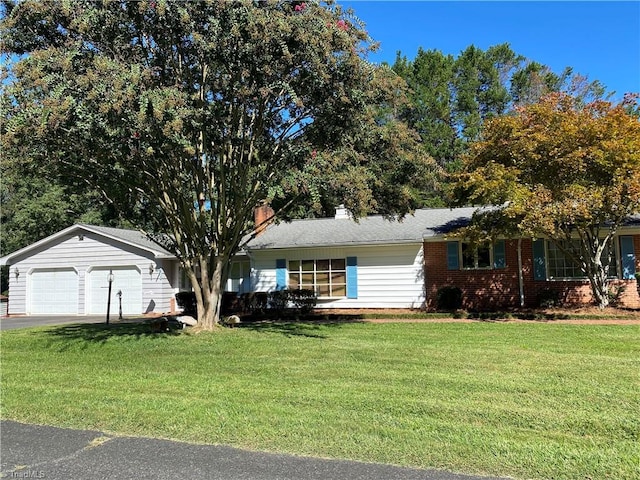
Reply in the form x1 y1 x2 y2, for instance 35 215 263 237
0 421 508 480
0 315 110 331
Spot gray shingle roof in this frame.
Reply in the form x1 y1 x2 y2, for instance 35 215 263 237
246 207 479 250
79 224 176 257
247 207 640 251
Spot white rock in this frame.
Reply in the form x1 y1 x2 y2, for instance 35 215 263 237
224 315 241 326
177 315 198 326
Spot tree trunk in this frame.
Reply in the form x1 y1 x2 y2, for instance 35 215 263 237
195 257 226 331
588 264 610 310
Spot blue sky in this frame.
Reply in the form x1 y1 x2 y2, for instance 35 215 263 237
339 1 640 102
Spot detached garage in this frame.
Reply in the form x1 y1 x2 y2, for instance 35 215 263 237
1 224 178 317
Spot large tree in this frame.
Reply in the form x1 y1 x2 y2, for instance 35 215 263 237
1 0 438 328
392 43 608 173
454 93 640 308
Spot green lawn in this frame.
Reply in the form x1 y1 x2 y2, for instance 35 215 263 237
1 320 639 479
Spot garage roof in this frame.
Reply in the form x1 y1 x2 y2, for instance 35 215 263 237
0 224 176 266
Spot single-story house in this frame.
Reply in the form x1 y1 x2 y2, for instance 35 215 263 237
1 207 638 315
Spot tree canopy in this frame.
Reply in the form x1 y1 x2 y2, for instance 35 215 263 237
1 0 439 327
392 44 608 173
454 93 640 308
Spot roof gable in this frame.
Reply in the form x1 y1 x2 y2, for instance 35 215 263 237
0 224 175 266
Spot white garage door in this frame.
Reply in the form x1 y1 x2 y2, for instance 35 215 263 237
30 269 79 315
89 267 142 315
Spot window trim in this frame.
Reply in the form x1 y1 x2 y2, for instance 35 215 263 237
461 242 493 270
545 239 619 281
447 240 506 271
287 258 348 299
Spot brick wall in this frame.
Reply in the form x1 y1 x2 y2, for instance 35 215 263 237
424 236 640 310
424 240 522 310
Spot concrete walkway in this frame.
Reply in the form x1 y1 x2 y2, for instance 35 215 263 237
1 420 508 480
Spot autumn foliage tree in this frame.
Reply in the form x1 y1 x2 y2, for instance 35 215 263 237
1 0 438 328
455 93 640 308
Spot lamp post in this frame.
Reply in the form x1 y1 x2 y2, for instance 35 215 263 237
106 270 114 325
117 289 123 320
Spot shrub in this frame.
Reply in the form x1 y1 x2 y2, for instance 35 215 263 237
268 290 289 311
176 291 243 316
238 292 268 313
288 289 317 313
268 289 317 313
607 283 626 307
221 292 240 315
175 291 197 316
436 286 462 311
536 288 560 308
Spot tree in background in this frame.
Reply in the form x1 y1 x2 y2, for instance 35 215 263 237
391 48 458 172
454 93 640 309
1 0 438 328
392 43 608 173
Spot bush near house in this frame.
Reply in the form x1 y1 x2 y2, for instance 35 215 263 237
268 289 317 313
436 286 463 311
536 288 561 308
175 291 197 317
175 290 317 317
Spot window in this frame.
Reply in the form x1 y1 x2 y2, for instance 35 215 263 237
178 267 192 291
227 261 250 294
288 259 347 297
447 240 506 271
547 240 618 279
461 242 491 269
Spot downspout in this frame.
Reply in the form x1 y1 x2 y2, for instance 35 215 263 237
517 238 525 307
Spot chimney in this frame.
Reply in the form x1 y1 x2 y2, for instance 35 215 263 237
334 204 351 220
254 203 275 235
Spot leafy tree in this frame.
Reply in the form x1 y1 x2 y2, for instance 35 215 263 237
510 62 607 107
392 48 458 171
393 43 609 173
393 43 516 171
454 93 640 309
510 62 567 106
1 0 438 329
451 45 512 145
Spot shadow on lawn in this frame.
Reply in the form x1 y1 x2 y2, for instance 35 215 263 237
239 316 366 338
44 320 182 350
43 315 363 347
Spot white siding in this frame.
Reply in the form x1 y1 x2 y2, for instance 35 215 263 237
251 243 425 309
8 232 176 316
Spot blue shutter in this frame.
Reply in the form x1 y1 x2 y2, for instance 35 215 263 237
620 236 636 280
275 259 287 290
532 239 547 281
493 240 506 269
447 241 459 270
346 256 358 299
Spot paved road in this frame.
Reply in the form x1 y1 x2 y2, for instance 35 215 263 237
0 315 111 331
0 421 508 480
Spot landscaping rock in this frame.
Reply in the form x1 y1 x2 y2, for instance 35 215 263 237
177 315 198 327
